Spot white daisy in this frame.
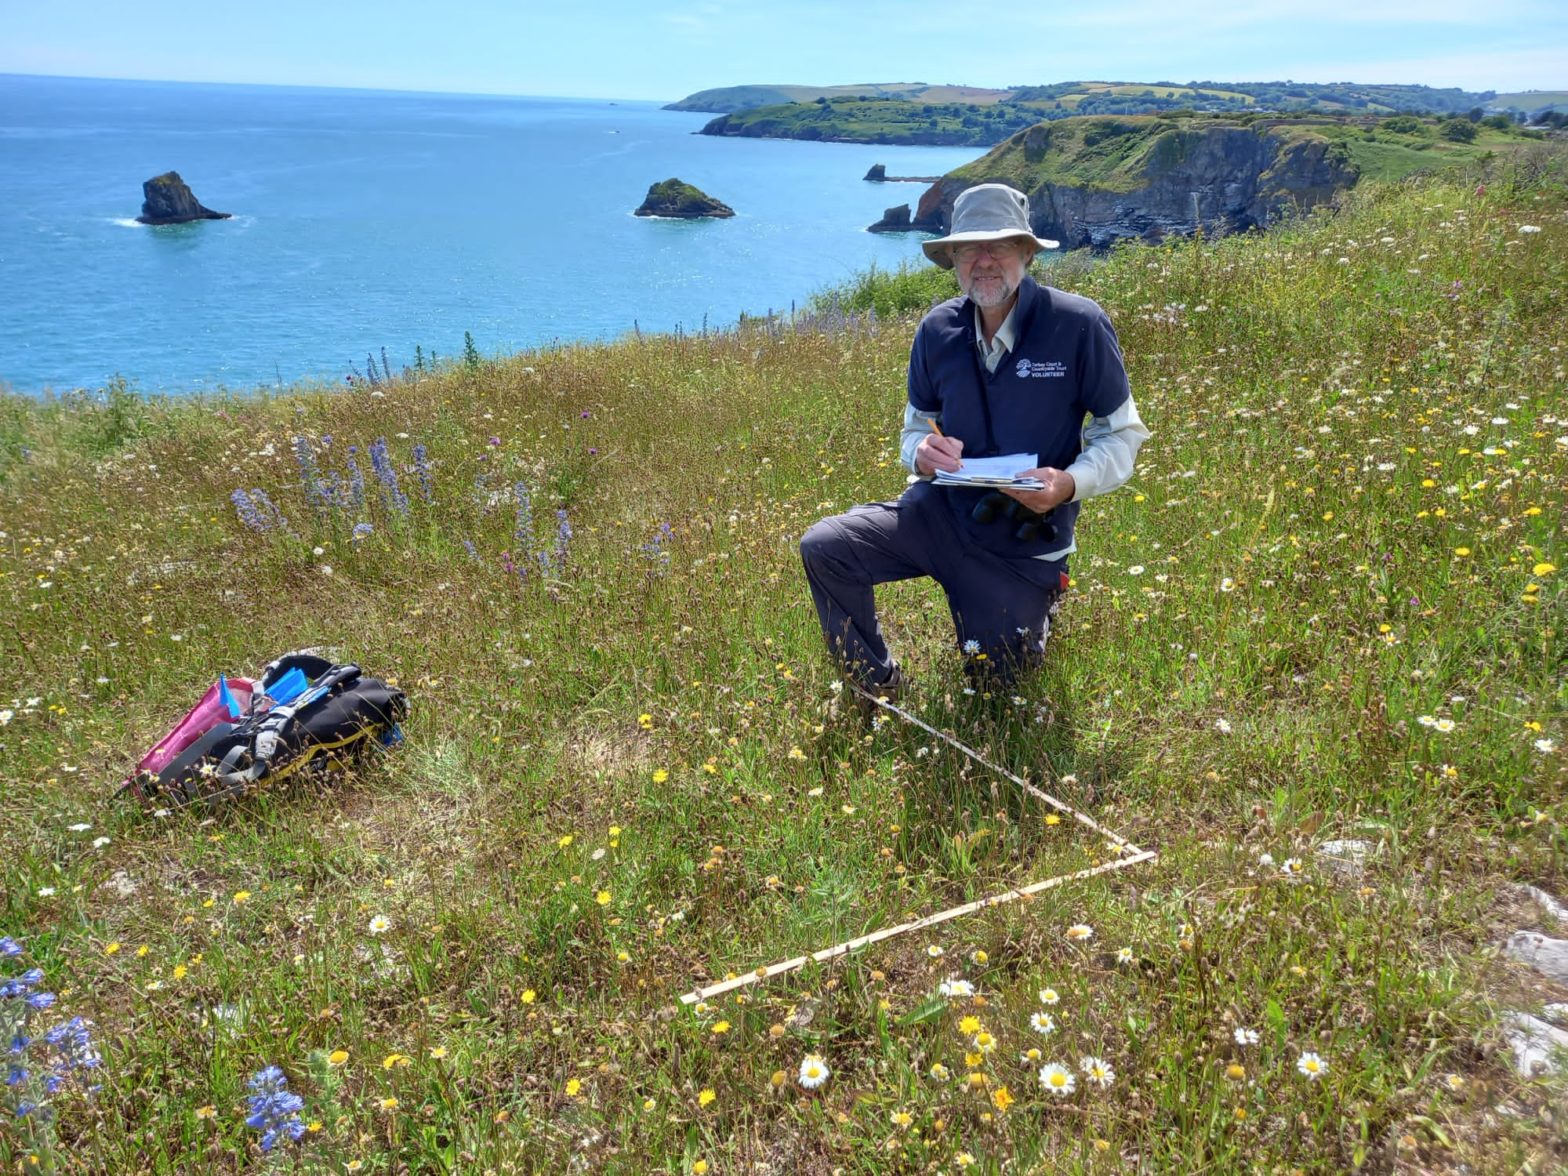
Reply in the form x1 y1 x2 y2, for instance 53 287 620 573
1038 987 1060 1005
1079 1056 1115 1088
938 978 975 999
1065 924 1094 942
368 915 392 935
1030 1011 1056 1035
1233 1027 1260 1047
798 1054 830 1090
1296 1051 1328 1080
1038 1061 1076 1096
1115 946 1135 965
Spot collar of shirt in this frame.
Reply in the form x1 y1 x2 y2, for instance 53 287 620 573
973 301 1020 373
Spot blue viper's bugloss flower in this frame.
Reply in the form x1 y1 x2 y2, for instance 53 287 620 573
413 443 434 503
344 449 366 510
293 436 331 515
369 437 410 516
231 488 271 533
245 1065 307 1152
0 939 20 958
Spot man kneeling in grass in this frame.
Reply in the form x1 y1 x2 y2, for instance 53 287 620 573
800 183 1150 703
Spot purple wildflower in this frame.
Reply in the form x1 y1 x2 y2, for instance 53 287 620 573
245 1065 307 1153
412 444 434 503
368 438 409 516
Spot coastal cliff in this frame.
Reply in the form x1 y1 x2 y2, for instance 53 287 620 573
871 116 1361 249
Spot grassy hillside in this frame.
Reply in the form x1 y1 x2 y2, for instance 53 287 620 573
1 154 1565 1172
670 79 1501 118
665 83 1013 113
700 97 1049 146
1492 91 1568 115
949 113 1548 193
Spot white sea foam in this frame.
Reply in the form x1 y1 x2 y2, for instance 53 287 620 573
110 218 144 228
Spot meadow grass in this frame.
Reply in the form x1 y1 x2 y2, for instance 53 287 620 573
0 153 1565 1173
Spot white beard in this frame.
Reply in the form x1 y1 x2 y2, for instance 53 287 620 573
965 274 1017 309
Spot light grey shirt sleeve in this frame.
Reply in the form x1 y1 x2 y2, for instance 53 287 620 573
1064 393 1151 501
900 401 935 473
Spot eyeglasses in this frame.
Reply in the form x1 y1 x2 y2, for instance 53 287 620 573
951 239 1028 264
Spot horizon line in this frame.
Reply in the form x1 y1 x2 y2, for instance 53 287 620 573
0 69 675 106
4 69 1558 108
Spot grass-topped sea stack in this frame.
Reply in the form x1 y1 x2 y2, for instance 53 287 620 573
135 171 231 225
634 177 734 218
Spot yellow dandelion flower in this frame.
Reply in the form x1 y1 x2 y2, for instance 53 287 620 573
711 1021 731 1035
992 1085 1015 1113
104 942 120 955
382 1053 411 1070
959 1015 982 1035
652 769 670 784
565 1078 582 1097
1532 562 1556 576
379 1097 399 1111
521 989 537 1004
328 1049 350 1066
692 1161 709 1175
194 1105 217 1119
429 1046 448 1059
232 891 250 904
698 1088 717 1107
557 834 574 849
595 890 612 906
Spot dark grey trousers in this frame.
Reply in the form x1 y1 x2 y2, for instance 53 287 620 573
800 490 1067 688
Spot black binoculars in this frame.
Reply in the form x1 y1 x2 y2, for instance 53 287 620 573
972 491 1058 543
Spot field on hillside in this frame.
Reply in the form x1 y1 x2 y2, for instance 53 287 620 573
1 154 1565 1173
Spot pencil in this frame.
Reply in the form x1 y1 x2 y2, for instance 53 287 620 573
926 417 944 437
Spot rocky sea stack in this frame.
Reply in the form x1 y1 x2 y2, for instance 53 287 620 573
634 178 734 219
136 171 231 225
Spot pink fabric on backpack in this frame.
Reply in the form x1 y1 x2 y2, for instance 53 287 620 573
136 678 255 777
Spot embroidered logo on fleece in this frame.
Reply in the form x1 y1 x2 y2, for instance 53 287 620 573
1015 358 1067 379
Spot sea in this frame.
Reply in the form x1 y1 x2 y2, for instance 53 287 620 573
0 74 985 397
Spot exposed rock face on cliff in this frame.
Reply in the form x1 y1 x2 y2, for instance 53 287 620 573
136 172 231 225
634 178 735 219
869 117 1360 250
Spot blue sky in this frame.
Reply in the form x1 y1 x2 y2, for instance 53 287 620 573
4 0 1564 99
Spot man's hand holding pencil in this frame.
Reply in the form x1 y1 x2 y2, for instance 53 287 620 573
913 417 964 476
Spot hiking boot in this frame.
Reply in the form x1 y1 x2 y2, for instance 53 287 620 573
848 665 906 725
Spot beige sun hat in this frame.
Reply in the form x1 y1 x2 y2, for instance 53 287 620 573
922 183 1059 269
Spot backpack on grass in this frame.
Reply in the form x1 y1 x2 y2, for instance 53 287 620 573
120 651 407 808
